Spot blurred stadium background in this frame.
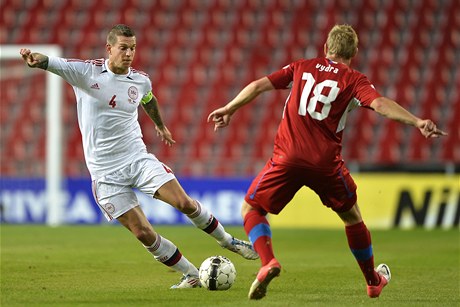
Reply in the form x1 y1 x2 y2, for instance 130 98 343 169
0 0 459 227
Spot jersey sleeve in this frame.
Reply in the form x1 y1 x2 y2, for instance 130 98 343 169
266 62 296 89
140 78 154 104
47 56 90 88
353 74 381 108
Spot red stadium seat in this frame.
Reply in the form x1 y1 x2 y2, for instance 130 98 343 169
1 0 457 176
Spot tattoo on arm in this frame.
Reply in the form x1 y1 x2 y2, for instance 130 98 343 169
141 96 165 128
31 53 49 70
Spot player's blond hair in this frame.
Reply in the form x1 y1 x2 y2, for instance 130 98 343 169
107 24 135 45
326 24 358 60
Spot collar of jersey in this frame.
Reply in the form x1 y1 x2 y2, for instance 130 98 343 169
103 59 132 78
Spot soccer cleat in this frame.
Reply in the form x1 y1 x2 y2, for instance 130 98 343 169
170 274 201 289
222 237 259 260
248 258 281 300
367 263 391 298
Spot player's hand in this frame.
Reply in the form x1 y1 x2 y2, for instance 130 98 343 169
155 125 176 146
417 119 447 138
19 48 40 67
207 107 232 131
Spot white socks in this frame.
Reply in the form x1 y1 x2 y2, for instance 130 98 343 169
142 200 234 277
187 200 232 246
144 235 198 276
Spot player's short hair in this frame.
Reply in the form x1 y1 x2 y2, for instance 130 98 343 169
107 24 136 45
326 24 358 60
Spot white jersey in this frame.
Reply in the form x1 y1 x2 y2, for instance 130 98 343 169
47 56 153 179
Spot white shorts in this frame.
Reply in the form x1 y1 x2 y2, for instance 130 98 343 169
92 154 176 221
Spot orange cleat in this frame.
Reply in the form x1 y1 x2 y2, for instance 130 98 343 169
248 258 281 300
367 264 391 298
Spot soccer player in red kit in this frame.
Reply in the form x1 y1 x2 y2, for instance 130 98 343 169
208 24 447 300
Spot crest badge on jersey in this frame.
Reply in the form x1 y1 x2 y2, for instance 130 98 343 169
128 86 138 104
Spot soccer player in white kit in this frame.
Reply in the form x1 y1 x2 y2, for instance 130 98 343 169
20 24 258 289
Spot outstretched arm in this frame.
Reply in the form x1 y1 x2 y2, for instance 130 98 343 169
20 49 49 69
141 94 176 146
207 77 274 131
370 97 447 138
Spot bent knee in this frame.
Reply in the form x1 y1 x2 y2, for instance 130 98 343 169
337 203 363 226
173 197 196 214
132 224 156 244
241 201 257 218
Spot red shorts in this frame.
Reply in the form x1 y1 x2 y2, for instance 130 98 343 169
244 159 357 214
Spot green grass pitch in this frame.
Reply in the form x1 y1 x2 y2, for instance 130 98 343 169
1 225 459 306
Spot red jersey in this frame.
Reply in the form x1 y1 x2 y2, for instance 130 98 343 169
267 57 381 172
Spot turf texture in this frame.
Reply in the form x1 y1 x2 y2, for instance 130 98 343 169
1 225 459 306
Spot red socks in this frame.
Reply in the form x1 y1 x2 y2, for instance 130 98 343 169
345 222 380 286
244 210 274 266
